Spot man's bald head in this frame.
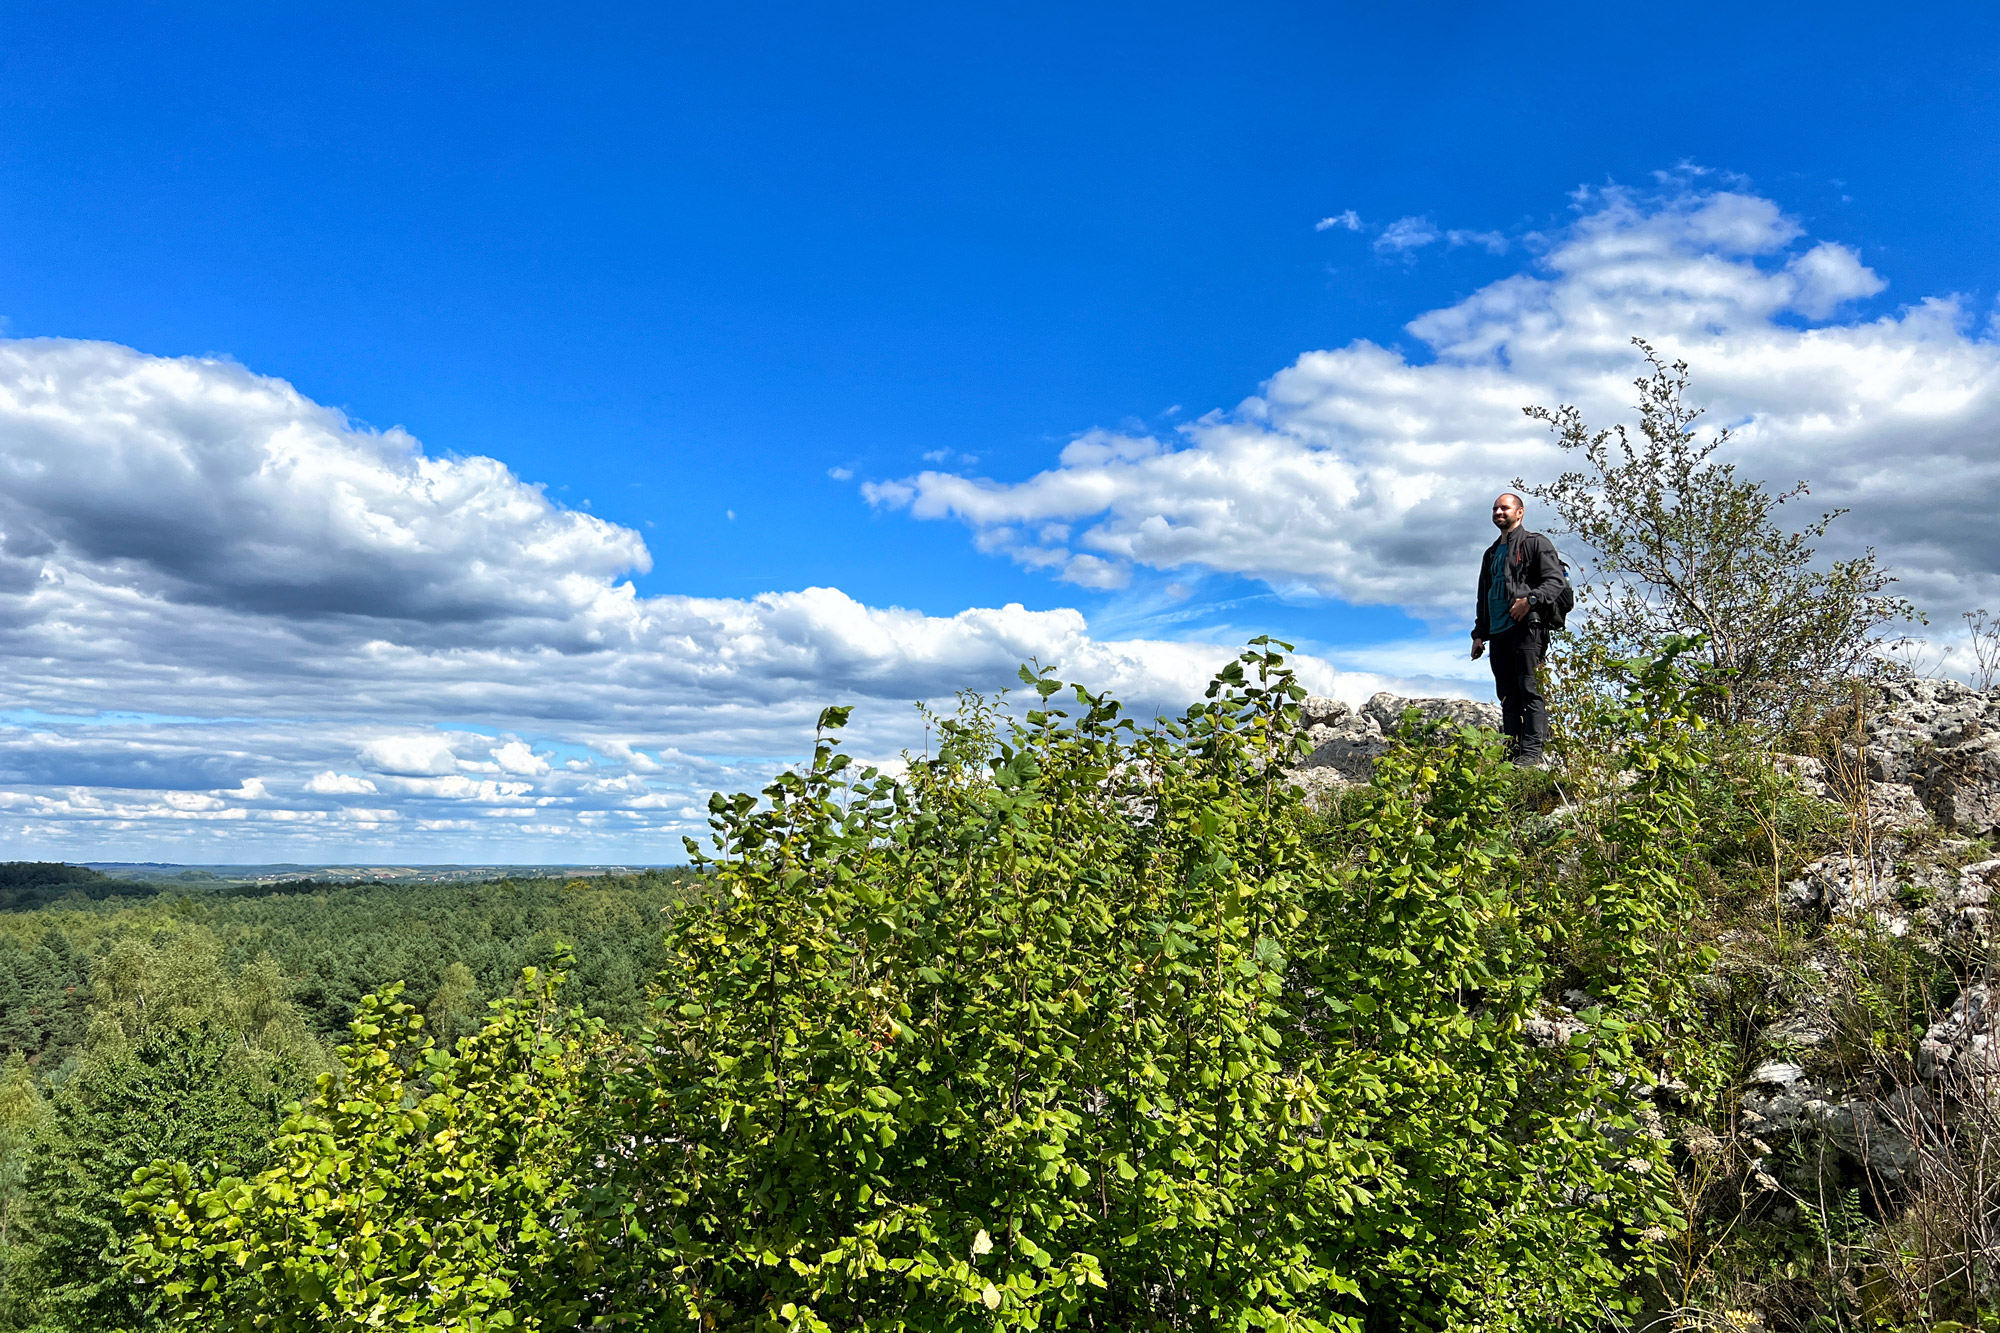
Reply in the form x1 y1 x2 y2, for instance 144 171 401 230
1491 492 1525 533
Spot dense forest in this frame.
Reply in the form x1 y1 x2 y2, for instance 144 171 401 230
0 868 698 1329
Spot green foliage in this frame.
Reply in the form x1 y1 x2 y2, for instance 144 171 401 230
1522 341 1916 731
14 1023 295 1331
610 645 1698 1328
0 871 698 1080
127 967 612 1332
0 873 695 1331
426 960 485 1053
0 1056 47 1284
0 918 329 1330
1554 637 1728 1092
0 863 148 914
119 647 1717 1329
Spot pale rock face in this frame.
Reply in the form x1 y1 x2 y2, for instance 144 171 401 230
1947 858 2000 942
1854 679 2000 836
1521 1010 1586 1049
1287 692 1504 793
1297 705 1386 785
1740 1058 1923 1181
1299 697 1353 730
1780 843 1960 938
1282 766 1351 806
1361 692 1502 734
1779 839 1998 944
1918 982 2000 1084
1776 753 1932 832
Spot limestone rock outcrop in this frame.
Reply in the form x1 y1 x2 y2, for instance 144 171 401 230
1850 678 2000 836
1286 692 1503 795
1284 677 2000 828
1773 754 1932 831
1739 1062 1921 1181
1919 981 2000 1084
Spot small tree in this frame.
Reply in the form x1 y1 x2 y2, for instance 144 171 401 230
1521 340 1916 730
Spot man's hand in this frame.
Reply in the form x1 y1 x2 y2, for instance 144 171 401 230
1471 638 1486 661
1509 595 1529 621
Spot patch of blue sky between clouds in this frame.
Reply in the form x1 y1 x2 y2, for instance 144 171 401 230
0 709 247 728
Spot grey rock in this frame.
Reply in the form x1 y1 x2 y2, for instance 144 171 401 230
1918 983 2000 1083
1773 753 1931 830
1300 718 1387 784
1959 857 2000 904
1281 765 1351 806
1298 695 1353 730
1784 847 1903 925
1851 679 2000 836
1522 1011 1586 1049
1285 691 1502 791
1782 841 1957 937
1763 1001 1834 1052
1752 1060 1807 1087
1865 782 1933 831
1917 856 2000 944
1361 692 1502 733
1740 1076 1919 1180
1775 754 1834 800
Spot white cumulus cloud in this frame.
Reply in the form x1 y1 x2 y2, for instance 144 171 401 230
872 182 1999 624
358 735 463 777
491 740 551 776
306 771 379 795
1374 216 1441 254
0 342 1401 860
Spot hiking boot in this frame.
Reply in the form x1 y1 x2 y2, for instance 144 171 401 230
1511 749 1548 769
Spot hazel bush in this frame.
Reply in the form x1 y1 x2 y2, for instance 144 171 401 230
129 642 1713 1331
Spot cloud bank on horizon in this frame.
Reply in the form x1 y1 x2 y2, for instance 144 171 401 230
2 179 1995 860
0 342 1399 859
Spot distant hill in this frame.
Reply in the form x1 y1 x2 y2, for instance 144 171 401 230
0 860 156 912
82 862 654 887
0 862 675 911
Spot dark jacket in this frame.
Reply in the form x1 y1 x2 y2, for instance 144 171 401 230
1473 528 1566 639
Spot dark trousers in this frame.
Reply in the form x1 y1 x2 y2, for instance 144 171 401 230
1489 624 1548 755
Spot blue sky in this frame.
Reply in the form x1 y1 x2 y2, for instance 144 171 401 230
0 2 1996 860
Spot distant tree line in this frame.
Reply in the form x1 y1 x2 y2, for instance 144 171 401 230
0 864 156 915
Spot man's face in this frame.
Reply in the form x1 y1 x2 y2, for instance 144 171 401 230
1491 494 1523 530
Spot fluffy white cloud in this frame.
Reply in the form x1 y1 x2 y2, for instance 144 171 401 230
306 771 378 795
491 740 551 776
0 339 651 633
871 183 2000 623
1374 216 1441 254
359 735 463 777
0 344 1406 860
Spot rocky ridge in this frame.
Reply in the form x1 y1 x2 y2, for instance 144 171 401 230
1286 678 2000 840
1289 679 2000 1198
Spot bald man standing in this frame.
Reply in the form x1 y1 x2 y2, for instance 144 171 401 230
1471 492 1566 766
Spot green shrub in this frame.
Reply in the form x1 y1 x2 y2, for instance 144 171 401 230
126 968 611 1331
129 644 1716 1331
